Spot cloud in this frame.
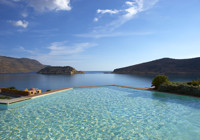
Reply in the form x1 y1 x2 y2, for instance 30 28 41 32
94 17 99 22
9 20 29 28
18 46 35 54
21 12 28 18
0 0 71 12
15 41 97 66
97 9 120 15
76 31 153 38
48 41 97 55
95 0 158 31
27 0 71 12
0 0 17 7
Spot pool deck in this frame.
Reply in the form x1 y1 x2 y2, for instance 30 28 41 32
0 85 153 105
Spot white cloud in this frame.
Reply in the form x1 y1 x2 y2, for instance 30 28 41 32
21 12 28 18
125 1 135 6
94 17 99 22
48 42 97 55
97 9 120 15
18 46 35 54
15 41 97 66
28 0 71 12
9 20 29 28
0 0 17 7
95 0 158 31
76 31 153 38
0 0 71 12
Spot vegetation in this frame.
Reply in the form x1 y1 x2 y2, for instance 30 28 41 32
187 79 200 86
46 90 51 92
152 75 169 89
0 96 11 99
1 88 29 96
7 86 17 90
152 75 200 97
38 66 84 75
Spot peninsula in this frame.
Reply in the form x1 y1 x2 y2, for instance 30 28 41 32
113 57 200 75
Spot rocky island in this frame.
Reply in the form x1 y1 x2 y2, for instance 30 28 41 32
37 66 84 75
113 57 200 75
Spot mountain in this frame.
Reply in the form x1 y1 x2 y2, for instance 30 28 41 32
38 66 84 75
0 56 46 73
113 57 200 75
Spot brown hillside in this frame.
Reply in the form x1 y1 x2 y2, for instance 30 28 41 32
0 56 46 73
113 57 200 75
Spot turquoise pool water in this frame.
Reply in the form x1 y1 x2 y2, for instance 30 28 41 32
0 86 200 139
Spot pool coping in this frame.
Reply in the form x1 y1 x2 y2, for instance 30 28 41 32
0 85 153 105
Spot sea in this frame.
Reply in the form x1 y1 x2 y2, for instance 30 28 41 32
0 71 199 92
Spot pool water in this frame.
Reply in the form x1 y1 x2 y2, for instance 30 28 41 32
0 86 200 139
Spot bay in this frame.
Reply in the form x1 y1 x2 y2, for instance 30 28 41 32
0 71 199 92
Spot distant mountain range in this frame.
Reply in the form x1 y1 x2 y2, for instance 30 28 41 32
0 56 46 73
113 57 200 75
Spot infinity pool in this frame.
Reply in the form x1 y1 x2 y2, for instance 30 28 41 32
0 86 200 139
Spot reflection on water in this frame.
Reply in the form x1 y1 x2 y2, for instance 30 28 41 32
0 72 199 91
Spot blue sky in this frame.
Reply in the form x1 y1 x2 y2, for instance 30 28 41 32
0 0 200 71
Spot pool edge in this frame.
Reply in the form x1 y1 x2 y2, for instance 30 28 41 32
0 85 152 106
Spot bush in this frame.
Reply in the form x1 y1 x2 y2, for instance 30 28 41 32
1 88 29 96
158 82 200 97
0 96 11 99
187 79 200 87
8 86 16 90
152 75 169 89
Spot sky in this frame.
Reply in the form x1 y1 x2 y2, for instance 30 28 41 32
0 0 200 71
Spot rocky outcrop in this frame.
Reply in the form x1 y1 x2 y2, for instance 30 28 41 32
0 56 46 73
37 66 84 75
113 57 200 75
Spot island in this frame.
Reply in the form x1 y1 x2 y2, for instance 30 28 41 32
37 66 84 75
113 57 200 75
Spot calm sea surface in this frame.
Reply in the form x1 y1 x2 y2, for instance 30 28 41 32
0 71 199 92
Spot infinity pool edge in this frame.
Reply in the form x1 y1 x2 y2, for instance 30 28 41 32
0 85 152 106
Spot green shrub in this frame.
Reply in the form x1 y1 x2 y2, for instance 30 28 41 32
46 90 51 92
187 79 200 87
152 75 169 89
0 96 11 99
158 82 200 97
8 86 16 90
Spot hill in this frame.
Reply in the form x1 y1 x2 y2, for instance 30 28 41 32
0 56 46 73
113 57 200 75
38 66 84 75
